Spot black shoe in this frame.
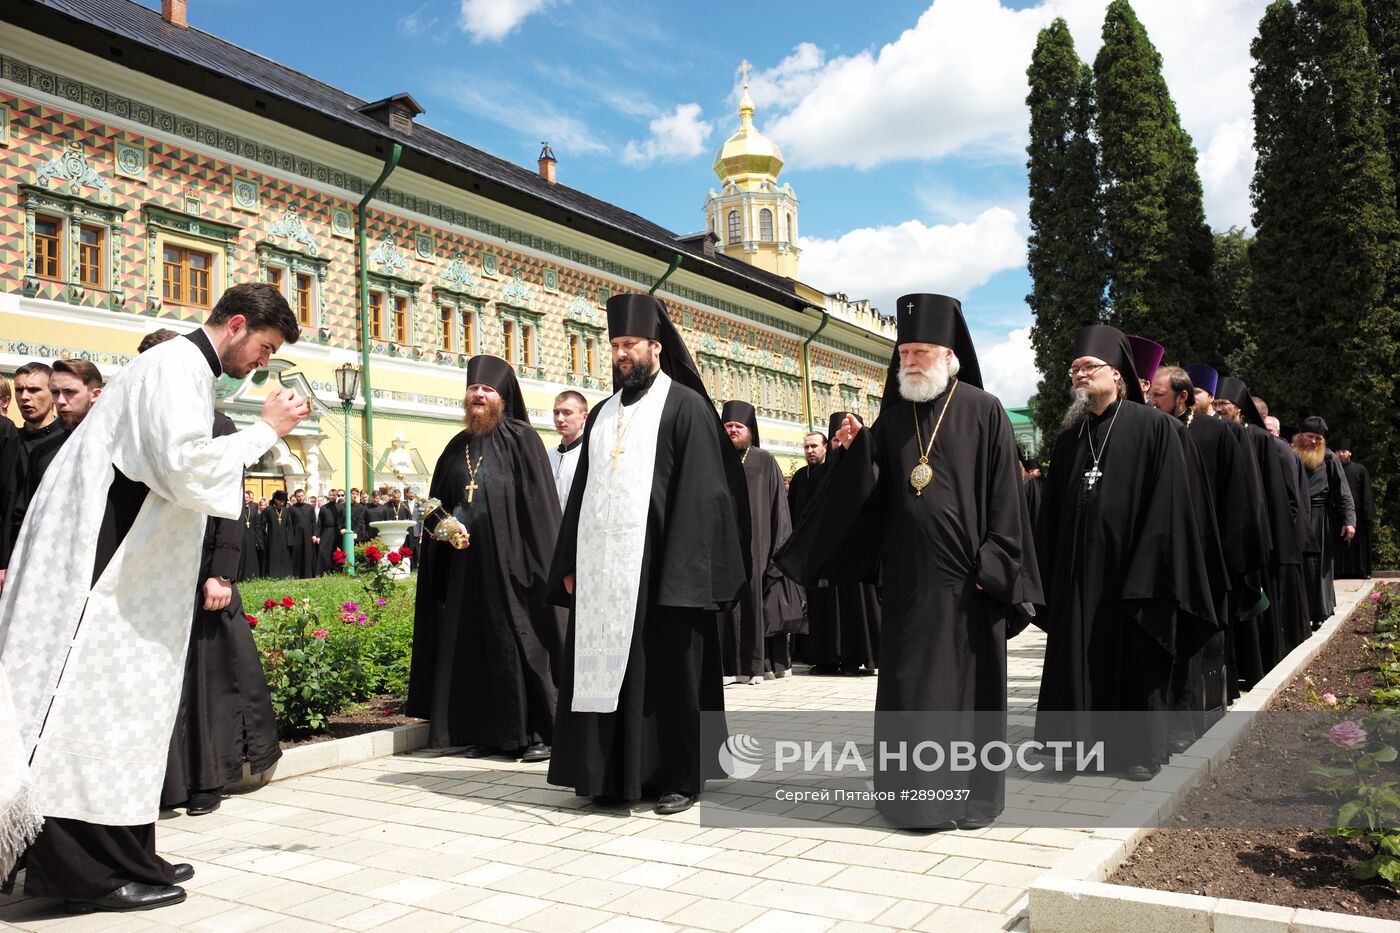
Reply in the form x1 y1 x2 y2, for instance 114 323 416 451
1124 764 1159 781
1167 737 1194 755
956 815 995 830
655 793 695 815
185 791 222 815
519 743 551 763
809 663 839 675
65 883 186 913
461 745 497 758
170 863 194 884
907 820 959 833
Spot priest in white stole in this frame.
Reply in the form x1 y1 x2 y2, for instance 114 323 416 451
0 283 308 913
547 294 748 816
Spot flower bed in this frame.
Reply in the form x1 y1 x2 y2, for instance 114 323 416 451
239 555 416 739
1110 582 1400 920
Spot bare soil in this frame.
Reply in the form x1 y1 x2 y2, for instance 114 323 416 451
278 695 420 749
1110 591 1400 920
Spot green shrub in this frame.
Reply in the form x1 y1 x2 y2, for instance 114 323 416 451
241 573 417 734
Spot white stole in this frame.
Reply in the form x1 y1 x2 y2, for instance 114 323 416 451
572 371 672 712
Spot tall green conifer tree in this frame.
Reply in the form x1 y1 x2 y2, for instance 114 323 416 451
1094 0 1221 363
1025 19 1105 438
1251 0 1400 557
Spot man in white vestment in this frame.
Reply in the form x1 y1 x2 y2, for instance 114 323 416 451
547 390 588 510
0 283 308 913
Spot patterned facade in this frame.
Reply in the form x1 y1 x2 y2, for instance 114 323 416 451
0 19 892 494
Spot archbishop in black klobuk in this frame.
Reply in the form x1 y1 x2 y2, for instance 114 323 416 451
777 294 1042 829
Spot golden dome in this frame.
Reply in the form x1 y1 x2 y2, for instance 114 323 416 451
713 78 784 183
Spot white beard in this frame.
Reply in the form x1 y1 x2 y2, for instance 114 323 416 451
898 360 950 403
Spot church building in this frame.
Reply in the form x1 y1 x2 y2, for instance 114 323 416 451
0 0 895 494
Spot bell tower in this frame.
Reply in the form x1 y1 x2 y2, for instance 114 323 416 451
704 61 800 279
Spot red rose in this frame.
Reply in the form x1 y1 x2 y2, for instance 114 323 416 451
333 549 347 565
387 551 402 565
399 546 413 558
245 614 258 628
281 596 295 608
263 598 277 611
365 545 382 561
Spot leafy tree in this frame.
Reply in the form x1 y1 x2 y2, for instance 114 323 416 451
1250 0 1400 562
1025 18 1106 438
1095 0 1221 364
1213 227 1257 380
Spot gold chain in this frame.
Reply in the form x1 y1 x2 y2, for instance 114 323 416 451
909 379 959 496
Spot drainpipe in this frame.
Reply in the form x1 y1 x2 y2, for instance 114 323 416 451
800 306 830 431
355 143 402 488
648 254 682 294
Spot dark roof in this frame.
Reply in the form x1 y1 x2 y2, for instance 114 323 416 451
9 0 811 312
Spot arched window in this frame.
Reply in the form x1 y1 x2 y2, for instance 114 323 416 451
786 213 794 241
727 210 742 244
759 208 774 242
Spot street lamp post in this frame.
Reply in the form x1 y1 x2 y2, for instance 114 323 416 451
335 363 361 577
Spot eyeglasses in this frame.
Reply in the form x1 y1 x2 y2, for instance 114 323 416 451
1067 363 1109 378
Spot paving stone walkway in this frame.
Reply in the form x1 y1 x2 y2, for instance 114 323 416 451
0 579 1369 932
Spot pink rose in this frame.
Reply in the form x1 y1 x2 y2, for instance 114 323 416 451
376 598 387 606
1329 720 1368 748
1322 693 1338 707
312 629 329 639
1371 592 1384 603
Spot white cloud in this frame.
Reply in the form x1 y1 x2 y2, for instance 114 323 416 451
438 78 608 155
1197 118 1255 231
458 0 551 43
976 326 1038 407
798 207 1026 318
621 103 714 165
397 6 439 37
745 0 1265 229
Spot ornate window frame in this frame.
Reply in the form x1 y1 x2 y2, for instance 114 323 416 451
143 205 239 315
563 295 605 389
431 286 483 368
366 271 421 358
20 184 126 307
496 302 544 379
255 242 329 337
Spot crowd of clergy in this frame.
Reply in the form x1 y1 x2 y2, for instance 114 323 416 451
0 283 1380 915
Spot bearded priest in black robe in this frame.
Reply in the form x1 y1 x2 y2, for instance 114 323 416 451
791 412 882 675
1334 439 1375 579
720 400 804 683
236 490 261 581
163 412 281 816
1034 325 1216 781
259 490 295 578
778 294 1041 829
548 294 747 816
407 355 564 762
1292 417 1356 629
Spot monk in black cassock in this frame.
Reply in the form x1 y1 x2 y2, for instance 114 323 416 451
315 497 338 574
1215 378 1311 672
1292 417 1355 629
407 355 564 761
236 490 261 581
1334 439 1375 579
1149 364 1269 734
791 413 882 675
287 490 315 578
1034 325 1215 781
548 294 747 815
720 399 804 683
163 415 281 816
779 294 1041 829
259 490 295 578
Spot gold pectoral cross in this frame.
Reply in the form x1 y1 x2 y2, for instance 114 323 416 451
611 444 624 471
465 479 479 503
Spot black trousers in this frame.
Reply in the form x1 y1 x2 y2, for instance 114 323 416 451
23 818 175 898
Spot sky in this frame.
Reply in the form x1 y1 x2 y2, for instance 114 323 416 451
159 0 1271 406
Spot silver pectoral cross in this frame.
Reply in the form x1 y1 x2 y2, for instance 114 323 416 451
1084 466 1103 488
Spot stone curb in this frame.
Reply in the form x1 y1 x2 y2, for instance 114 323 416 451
228 721 429 791
1026 583 1384 932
